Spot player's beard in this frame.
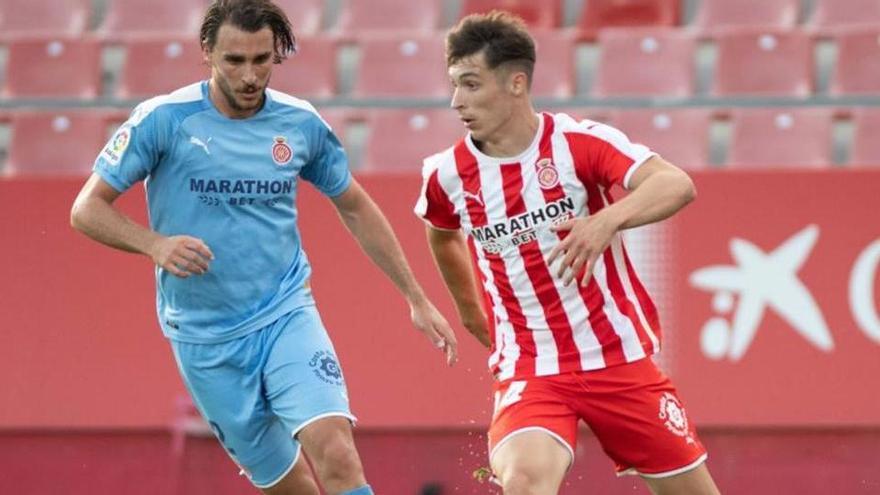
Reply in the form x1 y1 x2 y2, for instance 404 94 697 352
215 73 268 115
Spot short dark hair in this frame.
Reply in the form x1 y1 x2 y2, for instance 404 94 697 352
446 11 536 86
200 0 296 63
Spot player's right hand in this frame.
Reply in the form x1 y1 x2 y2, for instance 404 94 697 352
149 235 214 278
410 298 459 366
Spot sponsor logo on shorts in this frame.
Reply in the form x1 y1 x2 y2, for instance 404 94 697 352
659 392 695 445
309 350 344 386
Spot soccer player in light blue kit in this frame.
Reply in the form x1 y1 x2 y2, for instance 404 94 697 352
70 1 458 493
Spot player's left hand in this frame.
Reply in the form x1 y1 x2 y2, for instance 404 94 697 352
410 299 458 366
548 214 618 287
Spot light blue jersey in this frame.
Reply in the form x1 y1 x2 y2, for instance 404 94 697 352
94 81 351 344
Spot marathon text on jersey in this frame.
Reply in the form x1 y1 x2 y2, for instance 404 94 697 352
472 196 576 253
189 178 294 195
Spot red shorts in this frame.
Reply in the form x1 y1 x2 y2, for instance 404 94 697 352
488 357 707 478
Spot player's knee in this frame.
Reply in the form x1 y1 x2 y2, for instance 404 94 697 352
313 438 364 484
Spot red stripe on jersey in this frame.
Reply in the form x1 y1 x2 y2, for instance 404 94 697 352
565 131 636 189
566 133 627 365
423 169 460 229
455 142 535 378
600 187 658 353
622 242 662 343
500 162 580 374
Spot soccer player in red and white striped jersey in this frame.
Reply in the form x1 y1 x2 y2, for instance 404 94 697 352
415 12 721 495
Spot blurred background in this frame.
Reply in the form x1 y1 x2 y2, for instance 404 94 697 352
1 0 879 493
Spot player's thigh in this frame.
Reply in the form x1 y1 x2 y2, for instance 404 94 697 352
578 358 708 478
488 377 578 490
263 305 356 436
170 337 300 489
642 463 720 495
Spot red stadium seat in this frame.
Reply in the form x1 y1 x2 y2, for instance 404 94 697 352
353 35 449 98
271 36 338 99
6 111 111 176
98 0 206 40
362 109 465 171
117 38 208 99
577 0 680 40
531 31 576 98
830 30 880 96
713 30 813 97
1 38 101 99
692 0 799 36
809 0 880 35
851 109 880 166
727 108 834 168
274 0 325 36
547 108 615 126
612 108 713 170
459 0 562 29
0 0 91 40
334 0 442 36
594 29 695 97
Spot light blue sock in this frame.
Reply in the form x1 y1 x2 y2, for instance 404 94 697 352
340 486 374 495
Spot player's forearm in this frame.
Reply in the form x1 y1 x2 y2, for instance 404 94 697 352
70 195 162 257
603 168 696 231
337 197 428 305
427 230 491 347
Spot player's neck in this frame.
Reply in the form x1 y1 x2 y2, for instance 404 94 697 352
475 108 540 158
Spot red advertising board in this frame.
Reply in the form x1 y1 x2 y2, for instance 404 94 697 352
668 170 880 426
1 171 878 429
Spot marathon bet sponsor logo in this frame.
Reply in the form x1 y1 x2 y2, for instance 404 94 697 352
473 196 576 254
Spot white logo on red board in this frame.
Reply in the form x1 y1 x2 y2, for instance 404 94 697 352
535 158 559 189
689 225 833 361
271 136 293 166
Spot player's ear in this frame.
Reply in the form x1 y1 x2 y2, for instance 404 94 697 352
509 70 528 97
201 39 212 66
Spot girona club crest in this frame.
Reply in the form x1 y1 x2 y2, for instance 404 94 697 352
535 158 559 189
271 136 293 166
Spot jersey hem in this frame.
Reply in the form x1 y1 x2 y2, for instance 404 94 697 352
493 353 657 383
162 299 317 345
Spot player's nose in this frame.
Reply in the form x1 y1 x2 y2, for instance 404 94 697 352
450 87 465 110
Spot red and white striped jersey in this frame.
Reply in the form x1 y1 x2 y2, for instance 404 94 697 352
415 112 662 382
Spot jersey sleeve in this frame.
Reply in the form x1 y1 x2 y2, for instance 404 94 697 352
414 159 460 230
568 121 656 190
93 104 164 193
300 117 352 198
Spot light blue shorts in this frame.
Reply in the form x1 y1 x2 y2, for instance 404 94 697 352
170 304 354 488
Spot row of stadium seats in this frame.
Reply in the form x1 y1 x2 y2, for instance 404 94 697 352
0 0 877 41
1 27 878 100
1 107 878 175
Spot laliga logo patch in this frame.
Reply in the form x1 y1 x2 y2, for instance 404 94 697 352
271 136 293 166
536 158 559 189
659 392 696 444
101 124 131 166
